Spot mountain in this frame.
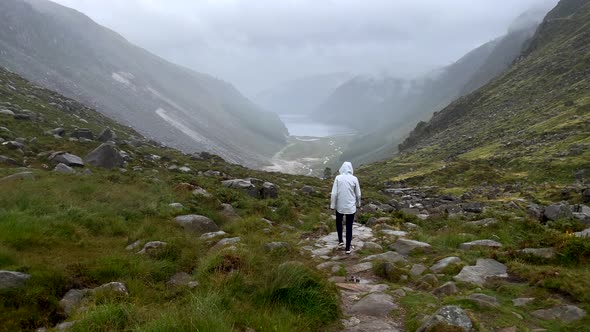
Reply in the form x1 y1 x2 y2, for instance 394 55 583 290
398 0 590 183
0 0 287 167
321 8 548 166
254 72 352 115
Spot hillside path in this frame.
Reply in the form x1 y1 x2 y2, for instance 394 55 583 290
309 223 405 332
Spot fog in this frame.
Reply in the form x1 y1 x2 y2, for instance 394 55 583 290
52 0 558 96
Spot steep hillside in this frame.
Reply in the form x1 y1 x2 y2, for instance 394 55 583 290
0 0 287 167
254 72 352 115
398 0 590 184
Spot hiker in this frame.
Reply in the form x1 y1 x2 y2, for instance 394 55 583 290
330 161 361 254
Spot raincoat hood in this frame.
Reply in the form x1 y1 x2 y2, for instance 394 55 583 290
339 162 354 175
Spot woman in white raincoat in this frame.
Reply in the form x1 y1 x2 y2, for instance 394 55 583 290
330 162 361 254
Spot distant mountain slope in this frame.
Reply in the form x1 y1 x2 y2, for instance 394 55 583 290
398 0 590 181
321 8 548 166
254 73 352 115
0 0 287 167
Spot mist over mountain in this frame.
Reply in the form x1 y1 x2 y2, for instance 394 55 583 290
254 73 352 115
0 0 287 167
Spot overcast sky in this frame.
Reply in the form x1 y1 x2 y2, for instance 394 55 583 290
52 0 558 96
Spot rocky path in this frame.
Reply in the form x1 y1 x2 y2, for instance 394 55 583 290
307 223 405 332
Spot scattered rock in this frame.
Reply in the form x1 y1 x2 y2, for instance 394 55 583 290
362 242 383 251
221 203 240 219
417 305 473 332
410 264 427 277
91 282 129 296
222 179 259 198
0 270 31 289
518 248 556 259
300 185 314 195
192 187 212 197
49 152 84 167
85 143 124 169
512 297 535 307
454 259 508 286
168 203 184 210
60 289 89 316
432 281 459 297
350 293 397 317
54 163 76 174
362 251 406 264
0 155 20 166
166 272 198 289
200 231 227 240
462 202 484 213
349 262 374 274
431 257 462 273
574 228 590 237
466 218 498 227
544 203 573 221
459 239 502 250
264 242 291 252
71 128 94 140
0 109 15 116
97 128 117 142
390 238 432 255
125 240 142 251
137 241 167 255
527 203 544 222
261 182 279 199
532 305 586 322
213 237 241 249
466 293 499 308
3 140 25 150
174 215 219 234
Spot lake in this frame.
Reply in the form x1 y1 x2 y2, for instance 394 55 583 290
279 114 356 137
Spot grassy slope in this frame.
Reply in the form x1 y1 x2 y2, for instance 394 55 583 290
0 66 340 331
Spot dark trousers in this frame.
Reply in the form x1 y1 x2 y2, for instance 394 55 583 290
336 212 354 251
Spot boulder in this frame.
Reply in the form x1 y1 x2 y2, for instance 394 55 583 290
390 238 432 255
466 293 499 308
54 163 76 174
49 152 84 167
91 282 129 296
137 241 168 255
575 228 590 238
300 185 315 195
0 270 31 289
362 242 383 251
432 281 459 297
431 257 462 273
200 231 227 240
3 141 24 150
168 203 184 210
221 203 240 219
71 128 94 140
174 215 219 234
222 179 259 198
0 109 15 116
0 155 19 166
417 305 473 332
60 289 89 316
544 203 573 221
532 305 586 322
410 264 427 277
192 187 212 197
462 202 484 213
362 251 406 264
454 259 508 286
527 203 544 221
97 128 117 142
50 128 66 137
85 143 124 169
261 182 279 199
213 237 241 249
349 293 397 317
459 239 502 250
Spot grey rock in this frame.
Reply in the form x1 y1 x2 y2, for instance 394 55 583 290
221 203 240 219
527 203 544 222
54 163 76 174
0 155 19 166
400 208 420 216
0 270 31 289
362 251 407 264
174 215 219 234
532 305 586 322
125 240 142 251
97 128 117 142
454 259 508 286
166 272 198 289
362 242 383 251
85 143 124 169
518 248 556 259
50 152 84 167
200 231 227 240
403 222 419 230
137 241 167 255
14 113 32 120
71 128 94 140
0 172 35 183
459 239 502 250
55 321 77 331
350 293 397 317
417 305 473 332
222 179 259 198
203 170 222 177
261 182 279 199
300 185 315 195
91 282 128 296
575 228 590 237
512 297 535 307
178 166 192 173
390 238 432 255
60 289 89 316
462 202 484 213
0 109 15 116
466 293 499 308
431 257 462 273
466 218 498 227
264 242 291 252
3 141 24 150
213 237 241 248
349 262 374 274
544 203 573 221
192 187 212 197
416 274 439 290
410 264 427 277
168 203 184 210
50 128 66 137
432 281 459 297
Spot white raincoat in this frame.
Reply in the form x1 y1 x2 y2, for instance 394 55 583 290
330 162 361 214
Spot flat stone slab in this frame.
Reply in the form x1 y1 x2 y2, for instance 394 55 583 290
349 262 374 274
454 259 508 286
532 305 586 322
459 239 502 250
362 251 406 264
350 293 397 317
431 257 462 273
380 230 408 237
390 238 432 255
